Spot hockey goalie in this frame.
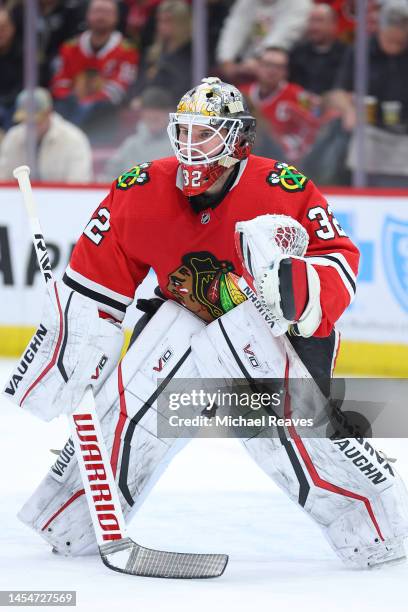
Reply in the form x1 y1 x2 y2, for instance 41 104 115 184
4 77 408 571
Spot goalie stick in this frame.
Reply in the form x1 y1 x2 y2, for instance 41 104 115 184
12 165 228 579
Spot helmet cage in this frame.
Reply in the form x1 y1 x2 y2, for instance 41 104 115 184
167 113 243 166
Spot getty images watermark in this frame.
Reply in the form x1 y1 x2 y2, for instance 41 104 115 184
167 389 313 428
157 380 318 438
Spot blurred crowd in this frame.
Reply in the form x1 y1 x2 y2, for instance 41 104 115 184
1 0 408 186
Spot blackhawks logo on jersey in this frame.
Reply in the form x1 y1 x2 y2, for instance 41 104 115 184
116 162 151 190
267 161 308 193
167 251 246 322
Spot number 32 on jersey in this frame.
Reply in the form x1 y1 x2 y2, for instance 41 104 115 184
183 169 202 187
307 205 347 240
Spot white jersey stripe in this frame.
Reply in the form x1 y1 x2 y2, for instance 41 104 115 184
65 265 133 307
306 256 356 303
321 252 357 285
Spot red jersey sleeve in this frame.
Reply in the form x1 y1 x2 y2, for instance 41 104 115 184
296 180 359 337
51 42 75 100
98 45 138 104
63 183 150 322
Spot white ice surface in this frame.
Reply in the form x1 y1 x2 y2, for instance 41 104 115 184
1 358 407 611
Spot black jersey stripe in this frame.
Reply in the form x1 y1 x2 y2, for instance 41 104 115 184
309 254 356 293
63 273 127 313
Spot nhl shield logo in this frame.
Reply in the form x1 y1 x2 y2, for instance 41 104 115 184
383 216 408 312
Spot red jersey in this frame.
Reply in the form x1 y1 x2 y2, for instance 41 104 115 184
316 0 355 40
64 156 359 337
242 82 321 159
51 31 138 104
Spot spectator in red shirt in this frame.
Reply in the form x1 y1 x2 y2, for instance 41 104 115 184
51 0 139 143
241 46 320 161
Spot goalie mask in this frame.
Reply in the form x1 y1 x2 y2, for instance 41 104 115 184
167 77 256 196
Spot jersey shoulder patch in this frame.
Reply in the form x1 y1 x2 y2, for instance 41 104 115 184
266 161 309 193
116 162 152 190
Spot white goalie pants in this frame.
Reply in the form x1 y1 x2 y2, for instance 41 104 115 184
19 300 408 568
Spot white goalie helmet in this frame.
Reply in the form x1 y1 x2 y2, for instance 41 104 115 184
167 77 256 196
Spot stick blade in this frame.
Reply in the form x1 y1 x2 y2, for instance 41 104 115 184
100 537 228 578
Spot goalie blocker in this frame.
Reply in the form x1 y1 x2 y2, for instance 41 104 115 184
235 215 322 338
19 296 408 569
273 256 322 338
